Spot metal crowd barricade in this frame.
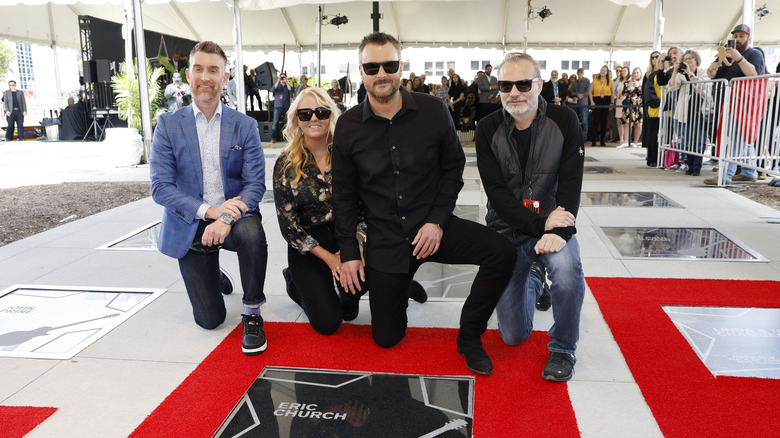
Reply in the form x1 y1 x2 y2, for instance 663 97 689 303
658 77 728 172
721 73 780 185
659 74 780 185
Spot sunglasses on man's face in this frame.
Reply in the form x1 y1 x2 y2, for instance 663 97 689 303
296 107 332 122
498 78 540 93
361 60 401 75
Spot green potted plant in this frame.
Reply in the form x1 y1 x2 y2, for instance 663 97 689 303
111 59 166 164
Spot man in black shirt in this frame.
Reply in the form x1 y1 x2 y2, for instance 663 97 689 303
475 52 586 382
332 32 516 376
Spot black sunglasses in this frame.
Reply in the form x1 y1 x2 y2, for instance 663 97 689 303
651 55 660 59
497 78 539 93
361 60 401 75
296 107 332 122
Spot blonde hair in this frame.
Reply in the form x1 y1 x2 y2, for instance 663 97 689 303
280 87 342 186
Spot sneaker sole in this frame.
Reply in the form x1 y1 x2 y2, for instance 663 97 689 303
242 340 268 356
542 371 573 382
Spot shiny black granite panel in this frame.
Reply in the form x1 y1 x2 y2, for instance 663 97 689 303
663 306 780 379
214 367 473 437
581 192 683 207
600 227 764 261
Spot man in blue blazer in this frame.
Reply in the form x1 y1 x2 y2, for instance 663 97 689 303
150 41 269 356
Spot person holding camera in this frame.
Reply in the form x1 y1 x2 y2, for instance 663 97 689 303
704 24 765 185
270 73 292 144
669 50 707 176
164 72 191 113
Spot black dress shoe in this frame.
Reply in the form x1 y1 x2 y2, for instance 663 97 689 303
409 281 428 303
647 162 657 167
282 268 302 306
457 335 493 375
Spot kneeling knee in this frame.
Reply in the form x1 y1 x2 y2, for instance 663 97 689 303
196 313 226 330
373 329 405 348
311 318 341 336
499 327 531 346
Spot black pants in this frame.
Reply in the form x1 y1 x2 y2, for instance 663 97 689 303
285 224 363 335
5 109 23 140
364 216 516 348
592 96 611 142
645 116 660 165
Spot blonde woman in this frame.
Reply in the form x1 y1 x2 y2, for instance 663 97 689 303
273 88 424 334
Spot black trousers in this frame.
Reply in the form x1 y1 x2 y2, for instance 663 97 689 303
285 224 363 335
5 110 23 140
593 96 611 142
365 216 516 348
645 116 660 165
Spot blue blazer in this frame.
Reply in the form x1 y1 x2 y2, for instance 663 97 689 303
150 103 265 259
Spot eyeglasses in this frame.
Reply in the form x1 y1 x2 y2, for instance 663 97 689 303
497 78 539 93
361 61 401 75
296 107 332 121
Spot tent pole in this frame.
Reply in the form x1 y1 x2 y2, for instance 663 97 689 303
47 3 62 108
123 0 134 79
318 4 323 88
742 0 755 35
652 0 663 52
231 0 246 113
133 0 153 161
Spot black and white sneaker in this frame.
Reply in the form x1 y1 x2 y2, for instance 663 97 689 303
542 352 575 382
219 267 234 295
242 314 267 356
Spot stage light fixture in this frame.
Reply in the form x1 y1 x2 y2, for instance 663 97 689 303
330 14 348 27
538 7 552 20
528 3 553 22
756 4 771 19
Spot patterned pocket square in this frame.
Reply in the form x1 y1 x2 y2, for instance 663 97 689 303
230 145 242 150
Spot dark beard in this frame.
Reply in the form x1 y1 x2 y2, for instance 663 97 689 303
736 41 748 53
367 80 398 104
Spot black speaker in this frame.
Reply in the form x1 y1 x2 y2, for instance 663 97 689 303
95 60 111 83
247 110 270 122
83 60 97 84
258 122 273 142
254 62 278 91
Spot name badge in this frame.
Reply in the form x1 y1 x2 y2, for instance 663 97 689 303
523 199 540 214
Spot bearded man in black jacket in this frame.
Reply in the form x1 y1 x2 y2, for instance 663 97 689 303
475 52 586 382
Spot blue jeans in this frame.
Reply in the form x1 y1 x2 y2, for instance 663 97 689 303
178 211 268 329
271 106 287 141
496 235 585 354
726 141 757 180
575 105 589 140
680 117 710 171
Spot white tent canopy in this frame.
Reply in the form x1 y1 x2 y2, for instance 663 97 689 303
3 0 780 53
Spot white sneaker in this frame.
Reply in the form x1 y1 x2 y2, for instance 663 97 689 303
617 143 630 148
631 143 640 148
676 164 689 173
665 164 680 171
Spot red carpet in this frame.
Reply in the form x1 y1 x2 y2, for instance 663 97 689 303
587 278 780 438
132 323 580 437
0 406 57 438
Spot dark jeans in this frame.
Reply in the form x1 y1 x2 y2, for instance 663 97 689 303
285 224 363 335
5 110 23 140
271 106 287 141
364 216 516 348
246 89 261 112
178 211 268 329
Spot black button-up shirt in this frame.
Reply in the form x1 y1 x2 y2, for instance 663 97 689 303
332 88 465 273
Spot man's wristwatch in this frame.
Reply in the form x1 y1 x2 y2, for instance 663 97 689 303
219 214 235 225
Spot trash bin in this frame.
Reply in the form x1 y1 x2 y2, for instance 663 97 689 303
46 124 59 141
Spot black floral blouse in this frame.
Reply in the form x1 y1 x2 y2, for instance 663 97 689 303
273 152 336 254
